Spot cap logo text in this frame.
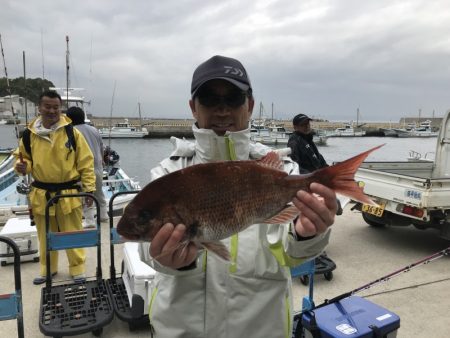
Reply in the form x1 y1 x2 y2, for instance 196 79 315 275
224 66 244 77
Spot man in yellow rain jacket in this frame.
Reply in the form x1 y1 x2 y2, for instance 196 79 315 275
14 90 95 285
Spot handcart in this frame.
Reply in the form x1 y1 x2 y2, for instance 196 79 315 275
0 236 24 338
39 193 114 337
298 252 336 286
291 259 316 327
105 191 152 331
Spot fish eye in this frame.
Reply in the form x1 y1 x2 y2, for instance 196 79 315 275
138 210 152 223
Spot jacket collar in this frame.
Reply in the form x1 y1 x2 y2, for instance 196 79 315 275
168 124 272 162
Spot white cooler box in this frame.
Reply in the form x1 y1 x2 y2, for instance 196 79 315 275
122 242 156 316
0 217 39 266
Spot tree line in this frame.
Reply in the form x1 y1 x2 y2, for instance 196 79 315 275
0 77 55 104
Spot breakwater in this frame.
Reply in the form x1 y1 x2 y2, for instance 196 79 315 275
90 117 404 137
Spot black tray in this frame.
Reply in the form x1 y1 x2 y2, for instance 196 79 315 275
39 279 114 337
106 276 150 330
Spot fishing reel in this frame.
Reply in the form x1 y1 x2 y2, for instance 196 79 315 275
16 180 31 195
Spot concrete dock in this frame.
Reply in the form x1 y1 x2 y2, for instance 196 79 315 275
1 204 449 337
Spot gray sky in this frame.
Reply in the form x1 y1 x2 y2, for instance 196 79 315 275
1 0 449 122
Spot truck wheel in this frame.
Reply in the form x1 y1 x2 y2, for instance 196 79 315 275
362 212 386 227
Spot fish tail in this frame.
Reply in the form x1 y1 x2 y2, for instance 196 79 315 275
312 144 384 205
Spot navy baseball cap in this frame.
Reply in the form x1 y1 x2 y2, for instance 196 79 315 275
191 55 252 97
293 114 312 125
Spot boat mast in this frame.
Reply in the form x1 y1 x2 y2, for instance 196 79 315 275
108 81 117 149
23 51 28 125
138 102 143 130
65 35 70 110
41 28 45 93
258 102 263 135
356 107 359 127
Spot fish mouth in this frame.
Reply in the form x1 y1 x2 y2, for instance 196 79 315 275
117 228 141 241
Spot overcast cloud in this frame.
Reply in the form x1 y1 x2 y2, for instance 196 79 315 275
1 0 449 121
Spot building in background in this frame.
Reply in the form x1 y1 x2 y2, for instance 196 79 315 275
0 95 36 123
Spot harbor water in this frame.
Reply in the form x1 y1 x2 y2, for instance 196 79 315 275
1 124 438 186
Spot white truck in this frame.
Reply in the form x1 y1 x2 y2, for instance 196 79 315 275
354 110 450 239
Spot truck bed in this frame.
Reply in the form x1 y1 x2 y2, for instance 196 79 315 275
356 161 450 210
359 161 435 179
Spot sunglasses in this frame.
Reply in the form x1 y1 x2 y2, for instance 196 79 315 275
196 89 248 108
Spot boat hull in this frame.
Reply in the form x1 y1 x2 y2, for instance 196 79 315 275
0 167 140 224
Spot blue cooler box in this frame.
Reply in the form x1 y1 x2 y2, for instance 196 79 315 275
302 296 400 338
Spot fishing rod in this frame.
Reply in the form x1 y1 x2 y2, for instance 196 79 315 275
315 246 450 309
0 34 35 226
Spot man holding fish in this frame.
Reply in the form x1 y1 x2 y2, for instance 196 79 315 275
117 55 377 337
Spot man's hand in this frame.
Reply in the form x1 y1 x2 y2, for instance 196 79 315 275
15 162 27 175
85 193 94 207
149 223 198 270
292 183 337 238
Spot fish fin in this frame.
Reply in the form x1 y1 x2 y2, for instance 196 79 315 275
263 205 299 224
256 151 284 171
312 144 384 205
200 241 231 261
151 240 190 262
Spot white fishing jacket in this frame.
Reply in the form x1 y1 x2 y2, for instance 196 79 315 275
142 124 331 338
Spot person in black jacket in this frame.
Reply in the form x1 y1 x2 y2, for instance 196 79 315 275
288 113 327 174
288 113 341 278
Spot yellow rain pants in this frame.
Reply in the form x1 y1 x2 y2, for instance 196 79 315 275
34 205 85 277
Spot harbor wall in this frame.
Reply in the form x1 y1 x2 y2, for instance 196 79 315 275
90 117 443 138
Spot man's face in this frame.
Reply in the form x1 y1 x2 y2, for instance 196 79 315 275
189 79 254 136
294 120 311 135
38 96 62 128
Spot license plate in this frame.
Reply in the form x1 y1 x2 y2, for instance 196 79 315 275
362 202 386 217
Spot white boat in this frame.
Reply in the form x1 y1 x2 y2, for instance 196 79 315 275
99 119 148 138
251 125 328 146
0 148 14 174
312 130 329 146
394 120 438 138
330 123 365 137
250 123 290 145
380 128 399 137
0 119 7 125
0 166 140 225
49 87 96 126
